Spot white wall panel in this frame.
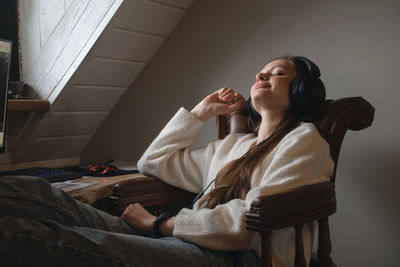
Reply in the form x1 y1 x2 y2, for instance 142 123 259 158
14 135 93 162
93 29 165 62
19 0 41 78
32 112 108 137
13 0 191 164
72 57 145 87
25 0 119 99
112 0 185 37
64 0 73 9
150 0 194 10
54 85 126 111
39 0 66 47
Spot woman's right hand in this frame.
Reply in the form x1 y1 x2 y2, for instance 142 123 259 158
190 87 246 122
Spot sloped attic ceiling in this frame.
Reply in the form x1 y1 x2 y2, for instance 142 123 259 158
12 0 194 163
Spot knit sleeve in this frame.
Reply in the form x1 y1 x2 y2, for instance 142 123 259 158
137 107 222 194
173 123 334 251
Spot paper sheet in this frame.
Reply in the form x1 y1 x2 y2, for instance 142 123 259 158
52 180 98 192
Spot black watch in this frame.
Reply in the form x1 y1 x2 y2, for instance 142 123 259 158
152 212 172 237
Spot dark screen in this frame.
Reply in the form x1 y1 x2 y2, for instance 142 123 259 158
0 41 11 152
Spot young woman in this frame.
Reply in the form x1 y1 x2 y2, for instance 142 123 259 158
0 56 333 267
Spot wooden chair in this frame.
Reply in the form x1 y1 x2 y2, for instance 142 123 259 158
110 97 375 267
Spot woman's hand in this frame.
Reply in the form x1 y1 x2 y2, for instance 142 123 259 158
191 87 246 122
121 203 175 236
121 203 156 234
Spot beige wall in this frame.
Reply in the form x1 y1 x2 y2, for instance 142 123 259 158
82 0 400 265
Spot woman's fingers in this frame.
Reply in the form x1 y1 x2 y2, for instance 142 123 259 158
214 97 245 114
234 92 245 101
218 87 238 104
220 89 233 98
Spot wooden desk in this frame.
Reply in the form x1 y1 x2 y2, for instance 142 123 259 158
7 99 50 111
65 173 148 204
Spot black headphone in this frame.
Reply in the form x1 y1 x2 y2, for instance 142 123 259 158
248 56 326 122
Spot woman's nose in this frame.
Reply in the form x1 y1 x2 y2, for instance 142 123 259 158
257 73 269 82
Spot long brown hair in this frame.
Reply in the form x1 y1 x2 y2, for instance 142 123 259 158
198 56 313 209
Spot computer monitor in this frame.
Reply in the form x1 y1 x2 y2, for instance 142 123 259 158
0 39 12 153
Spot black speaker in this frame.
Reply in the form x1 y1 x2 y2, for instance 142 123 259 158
248 56 326 122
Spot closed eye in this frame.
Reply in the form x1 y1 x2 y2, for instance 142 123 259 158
272 72 285 76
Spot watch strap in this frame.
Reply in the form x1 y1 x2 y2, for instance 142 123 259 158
153 212 172 237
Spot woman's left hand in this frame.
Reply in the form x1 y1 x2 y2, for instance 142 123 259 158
121 203 156 234
191 88 246 122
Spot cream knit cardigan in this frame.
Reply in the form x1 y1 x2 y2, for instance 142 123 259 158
137 108 334 267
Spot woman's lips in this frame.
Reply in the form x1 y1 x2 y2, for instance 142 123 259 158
254 82 271 89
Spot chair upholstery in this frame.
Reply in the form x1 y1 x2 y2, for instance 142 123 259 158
110 97 374 267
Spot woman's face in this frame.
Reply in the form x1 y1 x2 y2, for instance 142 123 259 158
250 59 297 116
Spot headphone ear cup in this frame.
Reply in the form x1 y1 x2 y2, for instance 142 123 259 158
290 74 326 111
248 97 261 122
291 56 326 112
305 76 326 107
289 75 303 108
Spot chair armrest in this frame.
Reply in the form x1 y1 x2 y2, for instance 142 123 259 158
246 182 336 232
110 176 196 212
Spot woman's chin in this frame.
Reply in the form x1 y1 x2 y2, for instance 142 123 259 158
251 90 269 101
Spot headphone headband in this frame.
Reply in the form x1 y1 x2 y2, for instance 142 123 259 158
294 56 321 77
